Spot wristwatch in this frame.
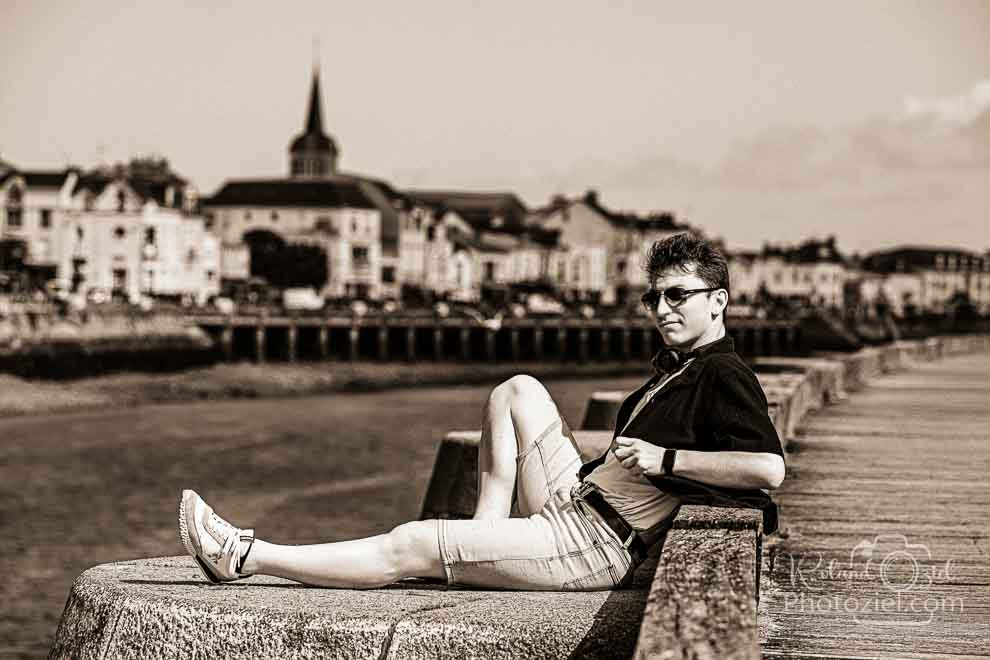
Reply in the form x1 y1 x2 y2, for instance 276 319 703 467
661 448 677 476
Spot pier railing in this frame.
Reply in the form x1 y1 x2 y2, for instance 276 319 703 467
187 314 803 362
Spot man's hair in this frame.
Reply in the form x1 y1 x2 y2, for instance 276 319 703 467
643 232 730 299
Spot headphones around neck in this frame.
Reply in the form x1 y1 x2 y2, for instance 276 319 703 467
651 347 697 376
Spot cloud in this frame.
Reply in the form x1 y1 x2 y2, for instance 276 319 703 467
902 80 990 128
715 79 990 189
584 79 990 252
716 124 859 189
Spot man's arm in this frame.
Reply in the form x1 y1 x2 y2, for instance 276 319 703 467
612 437 785 490
613 358 787 490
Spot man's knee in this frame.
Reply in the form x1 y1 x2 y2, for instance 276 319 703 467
500 374 548 405
383 520 440 575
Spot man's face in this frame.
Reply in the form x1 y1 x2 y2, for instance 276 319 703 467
647 264 725 351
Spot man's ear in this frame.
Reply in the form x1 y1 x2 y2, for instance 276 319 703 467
711 289 728 318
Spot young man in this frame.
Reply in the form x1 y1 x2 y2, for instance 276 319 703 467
179 233 785 591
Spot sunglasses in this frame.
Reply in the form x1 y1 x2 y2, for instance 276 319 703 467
641 287 720 311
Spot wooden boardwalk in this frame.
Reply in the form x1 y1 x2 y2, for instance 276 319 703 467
761 351 990 659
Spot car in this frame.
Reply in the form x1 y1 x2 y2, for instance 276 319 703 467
213 296 236 315
525 293 565 316
283 287 325 312
86 287 111 305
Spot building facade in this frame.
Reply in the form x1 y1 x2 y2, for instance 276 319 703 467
0 164 218 302
728 237 849 310
862 247 990 315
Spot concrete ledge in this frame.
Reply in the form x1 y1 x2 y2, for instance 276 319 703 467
581 390 626 431
753 357 846 404
634 508 762 660
50 556 655 660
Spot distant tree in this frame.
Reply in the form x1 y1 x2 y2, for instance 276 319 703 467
108 155 178 181
244 230 327 289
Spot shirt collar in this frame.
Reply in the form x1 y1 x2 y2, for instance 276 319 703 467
692 335 734 358
658 335 735 388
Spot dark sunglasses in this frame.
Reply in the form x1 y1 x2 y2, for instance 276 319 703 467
641 287 720 310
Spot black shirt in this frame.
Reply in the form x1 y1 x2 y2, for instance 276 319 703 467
578 336 784 529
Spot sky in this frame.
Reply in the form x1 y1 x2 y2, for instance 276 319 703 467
2 0 989 254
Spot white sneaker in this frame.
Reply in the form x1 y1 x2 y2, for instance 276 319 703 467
178 489 254 583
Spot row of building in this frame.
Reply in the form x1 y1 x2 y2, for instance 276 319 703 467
2 67 989 316
0 159 220 304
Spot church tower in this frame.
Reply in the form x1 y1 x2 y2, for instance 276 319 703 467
288 67 339 178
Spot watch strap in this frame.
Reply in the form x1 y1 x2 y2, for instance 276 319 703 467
661 448 677 476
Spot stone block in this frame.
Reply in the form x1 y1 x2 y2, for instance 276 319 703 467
50 555 653 660
420 429 613 520
581 390 626 431
755 357 846 404
634 518 761 660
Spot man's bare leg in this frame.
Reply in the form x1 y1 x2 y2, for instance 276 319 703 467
240 519 444 588
473 375 570 520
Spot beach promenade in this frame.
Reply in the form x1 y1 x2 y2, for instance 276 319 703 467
761 351 990 657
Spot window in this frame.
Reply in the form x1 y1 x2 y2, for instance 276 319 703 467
484 262 495 282
114 226 126 240
352 219 359 234
5 186 22 229
117 190 126 213
40 209 52 229
112 268 127 292
352 246 369 265
145 227 156 245
426 225 436 241
382 266 396 283
271 211 279 222
315 217 335 234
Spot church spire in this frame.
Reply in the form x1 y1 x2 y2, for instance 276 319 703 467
288 58 339 178
305 65 324 134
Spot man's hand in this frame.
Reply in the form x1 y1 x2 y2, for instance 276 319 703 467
612 436 665 477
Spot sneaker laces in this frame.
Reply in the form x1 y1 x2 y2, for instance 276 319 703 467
208 511 238 541
220 532 243 577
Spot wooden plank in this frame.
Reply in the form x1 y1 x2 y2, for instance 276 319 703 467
761 350 990 657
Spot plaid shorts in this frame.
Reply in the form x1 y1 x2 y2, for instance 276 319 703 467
437 418 637 591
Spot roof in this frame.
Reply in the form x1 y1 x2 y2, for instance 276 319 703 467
0 167 77 190
290 131 337 154
862 246 985 273
22 170 72 188
529 190 687 232
449 230 512 254
405 189 529 233
289 69 338 156
204 178 377 209
757 237 847 265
